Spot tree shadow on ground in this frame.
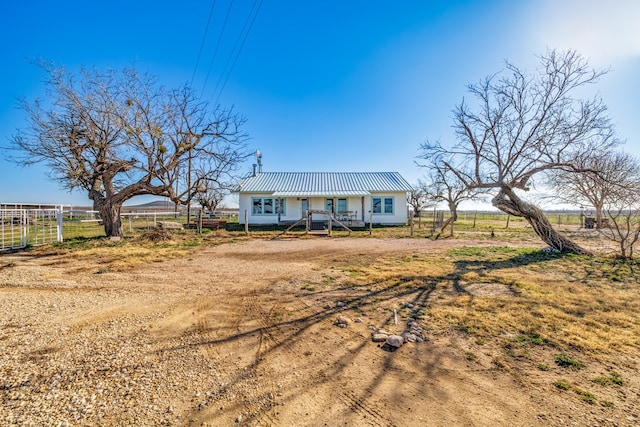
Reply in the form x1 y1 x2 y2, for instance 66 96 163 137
157 248 566 425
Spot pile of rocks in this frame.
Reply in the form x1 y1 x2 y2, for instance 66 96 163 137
333 301 427 351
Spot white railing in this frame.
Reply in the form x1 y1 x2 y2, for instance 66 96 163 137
0 205 63 251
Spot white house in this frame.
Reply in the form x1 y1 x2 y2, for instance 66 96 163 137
233 172 413 226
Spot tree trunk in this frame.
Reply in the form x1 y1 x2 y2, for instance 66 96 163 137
492 187 592 255
440 205 458 237
93 199 124 238
595 205 604 229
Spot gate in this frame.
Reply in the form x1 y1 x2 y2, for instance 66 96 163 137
1 205 63 251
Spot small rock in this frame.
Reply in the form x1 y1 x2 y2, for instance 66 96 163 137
334 316 351 327
385 335 404 348
336 301 346 307
354 317 363 323
371 333 388 342
403 333 417 343
235 414 243 423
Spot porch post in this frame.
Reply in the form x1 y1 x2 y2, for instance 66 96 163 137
305 210 309 233
277 197 282 223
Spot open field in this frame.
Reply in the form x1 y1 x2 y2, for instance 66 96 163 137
1 227 639 426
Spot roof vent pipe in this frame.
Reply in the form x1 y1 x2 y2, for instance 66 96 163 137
256 149 263 173
252 164 257 177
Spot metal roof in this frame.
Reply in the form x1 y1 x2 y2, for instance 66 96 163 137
233 172 413 195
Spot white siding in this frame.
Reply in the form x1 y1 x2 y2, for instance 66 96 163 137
367 192 408 225
239 192 409 225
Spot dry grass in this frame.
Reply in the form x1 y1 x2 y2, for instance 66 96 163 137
38 230 242 272
327 245 640 364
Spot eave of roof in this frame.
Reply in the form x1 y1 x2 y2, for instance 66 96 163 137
272 190 370 197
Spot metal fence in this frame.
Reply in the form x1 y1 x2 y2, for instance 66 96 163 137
62 210 190 240
1 205 63 251
1 206 191 249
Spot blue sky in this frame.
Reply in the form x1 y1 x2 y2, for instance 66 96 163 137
1 0 639 207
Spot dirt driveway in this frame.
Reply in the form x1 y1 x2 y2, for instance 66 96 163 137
0 237 636 426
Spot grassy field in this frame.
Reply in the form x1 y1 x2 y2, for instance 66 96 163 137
342 245 640 358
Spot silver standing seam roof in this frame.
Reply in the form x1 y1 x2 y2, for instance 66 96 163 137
233 172 413 197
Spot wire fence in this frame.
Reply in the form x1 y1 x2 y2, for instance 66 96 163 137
62 211 198 240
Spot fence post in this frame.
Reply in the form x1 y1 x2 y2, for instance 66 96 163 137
57 205 64 243
410 213 414 237
244 210 249 235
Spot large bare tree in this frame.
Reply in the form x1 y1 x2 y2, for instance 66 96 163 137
9 63 248 237
422 50 618 254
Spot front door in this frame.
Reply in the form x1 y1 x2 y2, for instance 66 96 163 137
301 199 308 217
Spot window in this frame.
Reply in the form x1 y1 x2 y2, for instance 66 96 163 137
372 197 394 214
337 198 347 213
264 198 274 214
252 198 285 215
252 198 263 215
384 197 393 214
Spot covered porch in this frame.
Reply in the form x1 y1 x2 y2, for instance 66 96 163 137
272 191 369 225
280 209 366 236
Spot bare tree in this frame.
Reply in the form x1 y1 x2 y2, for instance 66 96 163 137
8 63 248 237
549 151 638 229
428 160 484 236
407 179 431 217
194 182 228 215
602 176 640 259
421 50 618 254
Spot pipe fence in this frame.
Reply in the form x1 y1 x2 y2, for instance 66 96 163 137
1 204 63 251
